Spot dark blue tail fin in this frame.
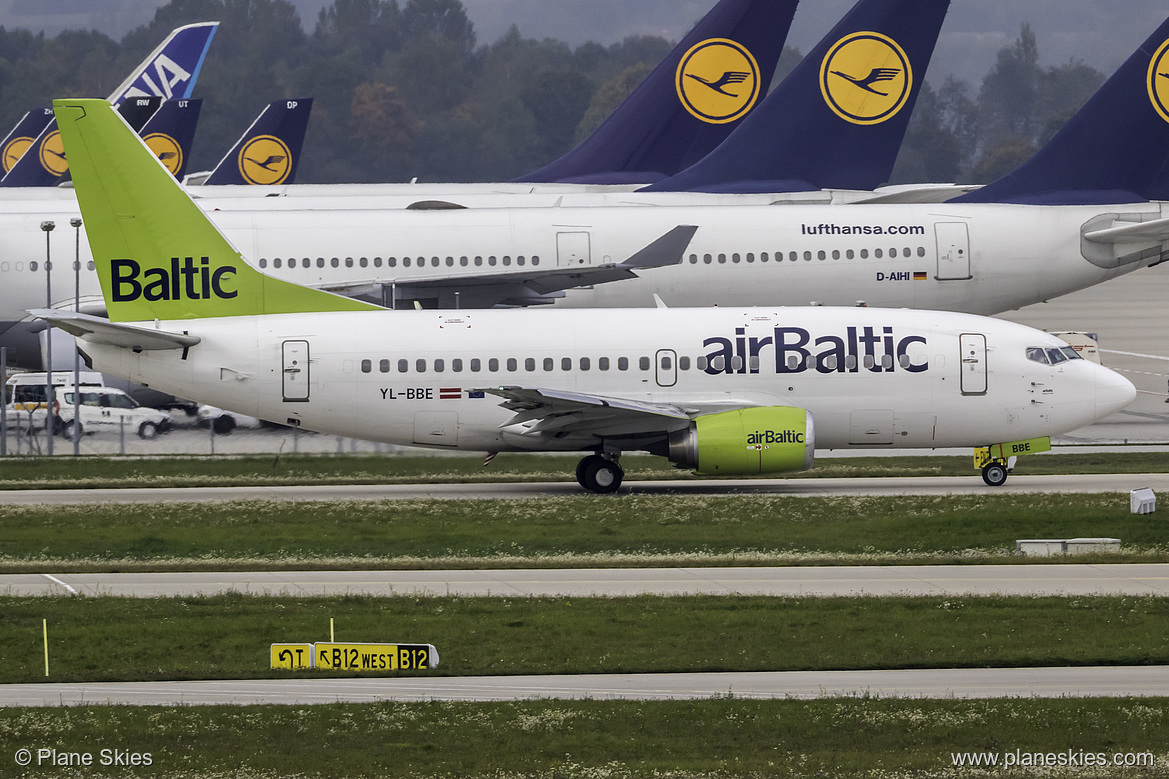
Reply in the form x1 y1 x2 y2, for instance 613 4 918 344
116 96 163 132
0 107 53 175
955 15 1169 205
513 0 799 185
107 22 218 105
646 0 950 193
0 119 68 187
201 98 312 185
140 98 203 181
0 98 162 187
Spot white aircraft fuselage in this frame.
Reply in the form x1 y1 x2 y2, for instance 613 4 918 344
77 307 1132 458
0 195 1160 368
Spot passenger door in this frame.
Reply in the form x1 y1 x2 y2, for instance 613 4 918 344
935 222 971 280
556 232 591 267
282 340 310 402
960 333 987 395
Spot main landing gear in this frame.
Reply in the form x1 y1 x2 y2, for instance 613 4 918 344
576 454 624 494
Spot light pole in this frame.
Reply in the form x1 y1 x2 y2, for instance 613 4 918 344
41 220 54 457
71 217 82 455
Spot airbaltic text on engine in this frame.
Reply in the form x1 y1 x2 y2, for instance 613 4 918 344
111 257 237 302
702 326 927 374
746 429 804 444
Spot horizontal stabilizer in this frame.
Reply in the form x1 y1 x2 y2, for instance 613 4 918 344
1082 217 1169 244
29 310 201 351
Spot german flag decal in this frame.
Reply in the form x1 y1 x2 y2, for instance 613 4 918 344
914 271 928 281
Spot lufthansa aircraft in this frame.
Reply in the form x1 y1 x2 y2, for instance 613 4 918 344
0 22 218 187
36 100 1135 492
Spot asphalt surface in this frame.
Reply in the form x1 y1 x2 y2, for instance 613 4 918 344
6 564 1169 598
4 667 1169 706
1 471 1166 505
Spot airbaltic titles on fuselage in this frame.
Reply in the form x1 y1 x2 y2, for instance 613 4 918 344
702 325 928 375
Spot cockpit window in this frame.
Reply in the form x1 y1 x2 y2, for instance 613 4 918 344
1026 347 1049 364
1027 346 1084 365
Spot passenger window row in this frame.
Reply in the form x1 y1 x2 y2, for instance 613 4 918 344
258 255 541 270
0 260 96 273
687 247 927 264
359 354 693 374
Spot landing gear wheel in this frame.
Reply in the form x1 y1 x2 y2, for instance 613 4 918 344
576 454 603 488
582 458 624 494
981 461 1008 487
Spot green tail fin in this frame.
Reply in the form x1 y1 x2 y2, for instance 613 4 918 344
53 99 381 322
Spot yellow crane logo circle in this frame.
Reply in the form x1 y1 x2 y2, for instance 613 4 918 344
820 32 912 125
676 38 761 124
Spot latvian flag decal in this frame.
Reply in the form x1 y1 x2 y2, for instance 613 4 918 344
440 387 462 399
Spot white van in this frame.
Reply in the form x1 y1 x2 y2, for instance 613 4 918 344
57 386 172 439
3 371 106 429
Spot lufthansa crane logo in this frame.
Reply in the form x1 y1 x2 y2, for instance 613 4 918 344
38 130 69 176
143 132 183 176
1146 39 1169 124
237 135 292 185
820 32 912 125
1 136 34 173
676 38 761 124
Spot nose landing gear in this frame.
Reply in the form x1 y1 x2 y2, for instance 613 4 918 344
980 460 1009 487
576 453 624 493
974 440 1047 487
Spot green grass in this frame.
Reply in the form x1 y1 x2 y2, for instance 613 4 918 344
3 595 1169 684
1 493 1166 572
0 451 1164 489
1 698 1166 778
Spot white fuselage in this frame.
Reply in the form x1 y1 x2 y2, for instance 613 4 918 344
77 307 1133 455
0 195 1158 324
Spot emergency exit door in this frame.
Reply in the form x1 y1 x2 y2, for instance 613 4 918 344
960 333 987 395
282 340 310 402
655 349 677 387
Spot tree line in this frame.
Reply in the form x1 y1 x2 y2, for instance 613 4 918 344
0 0 1105 186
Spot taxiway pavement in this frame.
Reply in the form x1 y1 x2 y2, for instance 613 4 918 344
4 666 1169 706
7 564 1169 598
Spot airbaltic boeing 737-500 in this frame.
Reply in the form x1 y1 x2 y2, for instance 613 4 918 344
36 100 1135 491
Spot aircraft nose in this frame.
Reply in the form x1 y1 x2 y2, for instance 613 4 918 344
1093 364 1136 422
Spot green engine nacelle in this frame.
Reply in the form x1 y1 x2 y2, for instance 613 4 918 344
667 407 814 476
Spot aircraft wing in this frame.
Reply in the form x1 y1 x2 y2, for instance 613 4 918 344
483 386 695 437
29 309 200 351
346 225 697 308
